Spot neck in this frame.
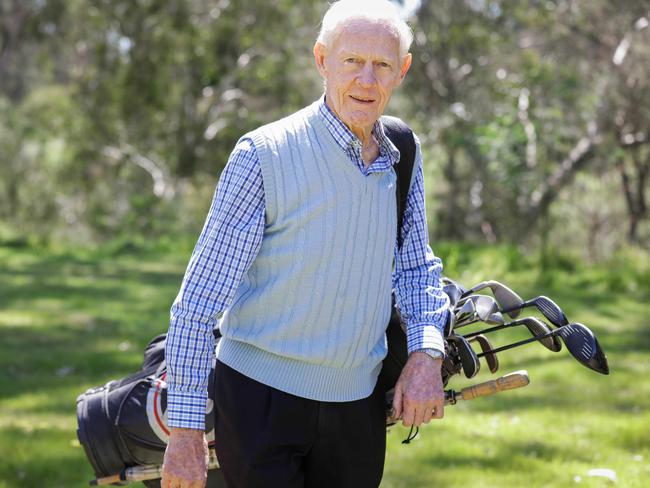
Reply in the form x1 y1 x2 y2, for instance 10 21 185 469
323 96 375 147
351 126 373 148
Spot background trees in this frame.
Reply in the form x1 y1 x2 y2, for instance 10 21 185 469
1 0 648 259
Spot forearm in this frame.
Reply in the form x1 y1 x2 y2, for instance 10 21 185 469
166 138 265 430
393 141 449 354
166 308 217 430
394 248 449 354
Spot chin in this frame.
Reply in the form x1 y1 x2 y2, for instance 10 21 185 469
346 111 379 128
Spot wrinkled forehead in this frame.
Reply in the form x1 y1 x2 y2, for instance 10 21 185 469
331 18 401 55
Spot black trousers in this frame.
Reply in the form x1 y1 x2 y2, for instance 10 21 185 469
212 360 386 488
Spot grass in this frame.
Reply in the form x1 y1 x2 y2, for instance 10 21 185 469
1 241 649 487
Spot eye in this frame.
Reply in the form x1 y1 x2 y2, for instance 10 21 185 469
377 61 391 69
344 57 360 64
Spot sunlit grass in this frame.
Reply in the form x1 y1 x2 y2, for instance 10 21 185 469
1 242 648 487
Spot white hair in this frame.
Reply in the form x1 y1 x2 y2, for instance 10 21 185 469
317 0 413 59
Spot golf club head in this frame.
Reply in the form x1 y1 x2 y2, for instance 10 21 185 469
469 334 499 373
484 311 505 325
453 299 477 327
443 282 465 307
444 309 455 336
442 277 468 295
447 334 480 378
533 296 569 327
454 296 504 327
557 323 609 375
470 295 500 321
463 280 524 318
516 317 562 352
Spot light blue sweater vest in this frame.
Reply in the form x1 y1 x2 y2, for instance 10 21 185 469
216 101 397 401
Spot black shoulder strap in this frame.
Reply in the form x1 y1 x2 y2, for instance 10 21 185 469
380 115 416 248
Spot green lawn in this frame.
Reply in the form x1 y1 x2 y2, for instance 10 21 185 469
1 242 648 487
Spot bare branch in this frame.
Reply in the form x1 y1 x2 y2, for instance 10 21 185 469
103 145 175 200
524 124 602 231
518 88 538 169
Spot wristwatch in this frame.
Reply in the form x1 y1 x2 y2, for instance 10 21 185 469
413 348 445 360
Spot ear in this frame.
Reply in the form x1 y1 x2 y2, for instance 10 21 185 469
313 42 328 78
396 53 412 86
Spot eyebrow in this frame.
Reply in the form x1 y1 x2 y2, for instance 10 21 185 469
340 50 394 64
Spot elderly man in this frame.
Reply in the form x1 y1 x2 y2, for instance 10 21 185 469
162 1 449 487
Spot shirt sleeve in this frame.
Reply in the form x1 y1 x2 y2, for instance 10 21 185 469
165 138 265 430
393 135 450 355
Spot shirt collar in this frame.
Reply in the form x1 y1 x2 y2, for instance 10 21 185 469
317 96 401 167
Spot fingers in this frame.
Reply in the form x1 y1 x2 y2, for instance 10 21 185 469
432 401 444 419
402 401 435 427
401 397 416 427
422 402 433 424
161 474 206 488
392 383 403 420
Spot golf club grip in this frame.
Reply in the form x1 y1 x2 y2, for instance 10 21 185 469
458 370 529 401
89 474 123 485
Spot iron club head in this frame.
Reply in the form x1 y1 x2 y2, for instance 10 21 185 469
446 334 481 379
511 317 562 352
454 295 503 327
462 280 524 318
468 334 499 373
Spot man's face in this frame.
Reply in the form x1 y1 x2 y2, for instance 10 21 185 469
314 19 412 138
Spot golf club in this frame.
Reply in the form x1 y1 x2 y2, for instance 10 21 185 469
386 370 531 425
443 281 465 307
446 334 481 378
90 450 220 485
444 370 530 405
454 295 505 327
463 317 562 352
453 298 477 326
476 323 609 375
500 295 569 327
461 280 524 318
468 334 499 373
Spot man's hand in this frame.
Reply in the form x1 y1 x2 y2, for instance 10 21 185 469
392 352 445 427
161 428 209 488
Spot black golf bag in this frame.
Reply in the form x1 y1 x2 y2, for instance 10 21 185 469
76 332 226 487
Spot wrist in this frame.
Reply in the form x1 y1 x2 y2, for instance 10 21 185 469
170 427 205 439
412 348 445 360
409 351 443 371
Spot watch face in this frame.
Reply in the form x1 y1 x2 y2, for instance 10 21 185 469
419 349 444 359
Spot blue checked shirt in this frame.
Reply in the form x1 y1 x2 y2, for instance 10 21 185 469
166 97 450 430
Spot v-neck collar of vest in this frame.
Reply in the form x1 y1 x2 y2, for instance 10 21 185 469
315 96 400 175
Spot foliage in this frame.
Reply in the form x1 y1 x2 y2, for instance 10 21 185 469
1 242 648 487
1 0 649 258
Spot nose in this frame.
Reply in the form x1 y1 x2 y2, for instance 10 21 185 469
357 62 376 87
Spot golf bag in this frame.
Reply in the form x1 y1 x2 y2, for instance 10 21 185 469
76 332 226 487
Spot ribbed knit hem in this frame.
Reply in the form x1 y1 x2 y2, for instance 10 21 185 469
216 338 381 402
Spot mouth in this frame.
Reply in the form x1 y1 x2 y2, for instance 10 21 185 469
349 95 376 104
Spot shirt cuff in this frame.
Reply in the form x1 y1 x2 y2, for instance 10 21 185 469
166 388 210 431
406 318 447 356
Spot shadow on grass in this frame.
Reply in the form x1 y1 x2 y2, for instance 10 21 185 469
0 258 183 310
384 437 581 487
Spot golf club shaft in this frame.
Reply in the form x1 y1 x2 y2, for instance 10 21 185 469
476 328 559 356
463 322 512 338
